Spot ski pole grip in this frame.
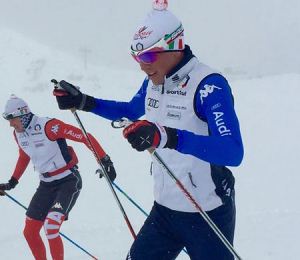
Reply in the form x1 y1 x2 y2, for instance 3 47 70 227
111 118 132 128
51 79 64 91
51 79 80 96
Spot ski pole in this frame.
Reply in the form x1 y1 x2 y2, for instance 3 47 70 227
151 152 242 260
71 110 137 240
112 118 243 260
112 182 148 217
3 191 98 260
51 79 136 239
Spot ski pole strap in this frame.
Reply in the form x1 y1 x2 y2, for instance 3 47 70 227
111 118 131 128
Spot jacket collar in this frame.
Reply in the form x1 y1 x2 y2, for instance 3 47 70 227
26 114 38 131
164 45 198 89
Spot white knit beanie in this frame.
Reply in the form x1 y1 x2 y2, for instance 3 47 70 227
131 0 184 52
4 94 31 117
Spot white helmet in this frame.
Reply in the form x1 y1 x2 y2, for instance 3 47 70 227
3 94 31 120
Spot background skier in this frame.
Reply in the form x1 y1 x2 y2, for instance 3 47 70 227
0 94 116 260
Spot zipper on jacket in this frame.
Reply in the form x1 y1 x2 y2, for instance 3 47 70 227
188 172 197 188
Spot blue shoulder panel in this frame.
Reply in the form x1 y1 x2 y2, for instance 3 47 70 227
176 74 244 166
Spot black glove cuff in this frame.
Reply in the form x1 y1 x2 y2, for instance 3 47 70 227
8 177 19 189
164 127 178 149
81 95 96 112
100 154 110 163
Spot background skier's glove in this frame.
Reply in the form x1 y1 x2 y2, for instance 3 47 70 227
0 177 19 196
53 80 96 111
123 120 178 152
98 155 117 182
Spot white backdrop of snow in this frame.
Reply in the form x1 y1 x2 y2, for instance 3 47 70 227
0 3 299 259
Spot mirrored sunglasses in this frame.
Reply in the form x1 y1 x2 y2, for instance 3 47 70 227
131 51 164 64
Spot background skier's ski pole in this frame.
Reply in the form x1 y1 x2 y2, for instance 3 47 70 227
112 182 189 255
3 191 98 260
112 118 242 260
112 182 148 217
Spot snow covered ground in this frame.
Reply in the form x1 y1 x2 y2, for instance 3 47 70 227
0 23 300 260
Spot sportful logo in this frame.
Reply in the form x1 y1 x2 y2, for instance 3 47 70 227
51 124 59 135
213 112 231 136
147 98 159 108
166 89 187 96
134 26 153 40
199 85 222 104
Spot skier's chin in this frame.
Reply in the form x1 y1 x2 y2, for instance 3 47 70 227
15 127 25 133
149 73 164 85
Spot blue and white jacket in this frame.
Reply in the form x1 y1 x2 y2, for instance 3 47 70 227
92 46 244 212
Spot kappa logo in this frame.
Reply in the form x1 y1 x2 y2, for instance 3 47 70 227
53 202 63 210
199 85 222 104
51 124 59 135
222 179 232 197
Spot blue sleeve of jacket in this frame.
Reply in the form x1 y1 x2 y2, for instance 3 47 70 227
176 74 244 166
90 78 148 121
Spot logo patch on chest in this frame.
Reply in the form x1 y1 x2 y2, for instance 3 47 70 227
147 98 159 108
166 89 187 96
167 110 181 120
21 141 29 147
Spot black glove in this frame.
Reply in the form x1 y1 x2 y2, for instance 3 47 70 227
0 177 18 196
53 80 96 111
97 155 117 182
123 120 178 152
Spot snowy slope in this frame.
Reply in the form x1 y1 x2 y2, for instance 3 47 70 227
0 28 300 260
